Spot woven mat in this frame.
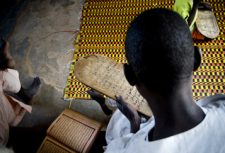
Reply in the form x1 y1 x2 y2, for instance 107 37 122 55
64 0 225 100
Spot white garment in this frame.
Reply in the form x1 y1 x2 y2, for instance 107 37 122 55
2 69 21 93
0 69 32 145
105 94 225 153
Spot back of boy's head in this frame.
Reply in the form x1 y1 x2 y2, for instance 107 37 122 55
125 8 194 91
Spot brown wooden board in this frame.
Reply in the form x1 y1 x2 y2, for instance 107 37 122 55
74 55 152 117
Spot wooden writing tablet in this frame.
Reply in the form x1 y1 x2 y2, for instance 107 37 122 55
74 55 152 117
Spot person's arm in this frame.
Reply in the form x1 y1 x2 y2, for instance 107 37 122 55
87 90 113 115
115 96 141 133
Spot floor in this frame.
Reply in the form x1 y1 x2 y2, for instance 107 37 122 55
1 0 109 152
10 0 109 125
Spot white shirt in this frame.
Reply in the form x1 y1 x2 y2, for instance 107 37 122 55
0 69 31 145
105 94 225 153
2 69 21 93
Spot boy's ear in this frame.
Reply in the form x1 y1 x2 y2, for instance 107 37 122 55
193 46 202 71
124 63 137 86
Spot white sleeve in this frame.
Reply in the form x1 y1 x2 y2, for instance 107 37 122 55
2 69 21 93
105 109 131 144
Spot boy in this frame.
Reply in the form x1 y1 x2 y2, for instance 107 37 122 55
89 8 225 153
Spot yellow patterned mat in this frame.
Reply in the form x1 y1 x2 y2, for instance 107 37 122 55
64 0 225 100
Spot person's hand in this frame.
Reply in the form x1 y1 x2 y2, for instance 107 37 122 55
87 89 105 103
116 96 141 133
87 89 113 115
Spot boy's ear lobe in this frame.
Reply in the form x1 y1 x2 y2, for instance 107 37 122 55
193 46 202 71
124 63 137 86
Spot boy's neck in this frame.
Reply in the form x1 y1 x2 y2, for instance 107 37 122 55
145 79 205 141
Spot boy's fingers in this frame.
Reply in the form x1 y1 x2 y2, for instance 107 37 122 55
87 90 94 96
115 96 136 112
87 89 97 95
116 101 121 109
87 90 92 94
115 96 123 109
87 90 105 101
116 96 130 112
115 95 126 104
